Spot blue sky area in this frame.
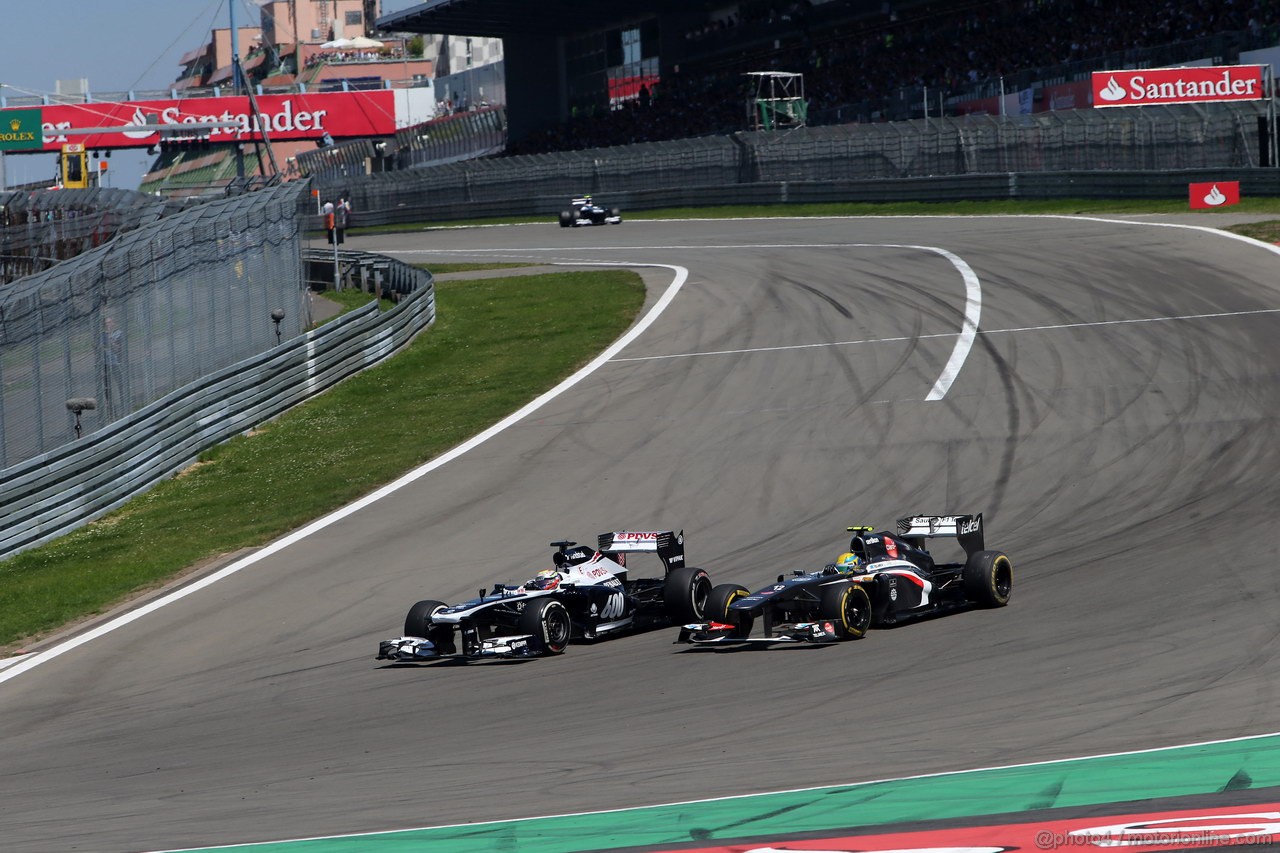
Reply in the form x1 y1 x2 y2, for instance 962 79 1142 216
1 0 422 189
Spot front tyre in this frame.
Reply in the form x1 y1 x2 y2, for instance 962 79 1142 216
819 582 871 640
664 566 712 623
518 598 572 655
963 550 1012 607
706 583 754 638
559 211 573 227
404 599 456 654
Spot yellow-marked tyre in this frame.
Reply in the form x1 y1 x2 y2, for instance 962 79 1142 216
819 582 871 640
706 583 754 639
963 550 1013 608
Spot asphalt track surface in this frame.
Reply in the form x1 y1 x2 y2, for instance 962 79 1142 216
3 215 1280 852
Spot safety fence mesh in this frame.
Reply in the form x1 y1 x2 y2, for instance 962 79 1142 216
0 188 176 284
0 183 308 469
333 101 1270 221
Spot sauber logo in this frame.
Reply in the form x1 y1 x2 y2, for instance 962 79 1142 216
1092 65 1264 108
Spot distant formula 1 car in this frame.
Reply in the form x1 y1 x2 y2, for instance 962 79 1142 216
378 530 711 662
559 195 622 227
676 514 1011 647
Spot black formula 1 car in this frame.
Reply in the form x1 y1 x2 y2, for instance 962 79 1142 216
559 195 622 227
378 530 711 662
676 514 1011 647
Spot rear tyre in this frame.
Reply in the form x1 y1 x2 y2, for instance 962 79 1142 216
664 566 712 623
819 582 871 640
706 583 754 639
559 211 572 227
518 598 572 655
963 550 1012 607
404 599 456 654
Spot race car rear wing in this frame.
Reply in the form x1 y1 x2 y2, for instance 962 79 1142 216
895 514 985 555
597 530 685 573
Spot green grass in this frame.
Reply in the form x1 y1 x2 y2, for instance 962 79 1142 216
321 288 394 313
0 270 644 651
1223 220 1280 242
425 262 538 273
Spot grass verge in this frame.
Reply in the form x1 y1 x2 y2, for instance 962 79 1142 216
426 262 538 274
0 270 644 651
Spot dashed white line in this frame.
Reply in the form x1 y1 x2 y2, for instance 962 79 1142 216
609 307 1280 363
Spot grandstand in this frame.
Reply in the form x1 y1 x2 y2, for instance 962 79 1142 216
380 0 1278 155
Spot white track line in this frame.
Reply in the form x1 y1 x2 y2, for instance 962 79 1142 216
0 266 688 683
380 241 984 401
142 727 1280 852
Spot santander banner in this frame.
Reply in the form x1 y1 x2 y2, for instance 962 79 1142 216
1189 180 1240 209
1092 64 1265 107
11 90 396 151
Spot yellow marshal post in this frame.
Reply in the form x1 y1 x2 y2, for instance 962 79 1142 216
60 143 89 188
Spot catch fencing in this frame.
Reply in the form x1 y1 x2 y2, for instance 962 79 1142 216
330 101 1273 226
0 183 309 470
299 106 507 193
0 188 176 284
0 268 434 559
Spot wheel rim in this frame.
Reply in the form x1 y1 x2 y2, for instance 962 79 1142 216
844 589 869 634
692 576 711 618
546 607 571 650
995 560 1012 599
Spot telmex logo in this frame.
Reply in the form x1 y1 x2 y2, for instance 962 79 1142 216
1093 65 1264 107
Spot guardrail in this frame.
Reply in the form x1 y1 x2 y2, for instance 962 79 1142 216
302 247 423 298
0 258 434 560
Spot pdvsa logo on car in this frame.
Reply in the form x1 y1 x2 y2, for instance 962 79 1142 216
1092 65 1265 107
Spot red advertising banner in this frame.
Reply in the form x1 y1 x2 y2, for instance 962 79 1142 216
4 90 397 151
1092 64 1265 107
1189 180 1241 209
1043 79 1093 111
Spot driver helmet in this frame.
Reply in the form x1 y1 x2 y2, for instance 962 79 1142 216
527 568 563 590
835 551 862 571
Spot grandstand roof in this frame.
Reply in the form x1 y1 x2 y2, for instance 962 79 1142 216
377 0 663 38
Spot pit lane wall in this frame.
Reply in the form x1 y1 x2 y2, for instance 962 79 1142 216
0 255 434 561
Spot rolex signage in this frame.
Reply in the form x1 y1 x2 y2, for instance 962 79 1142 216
0 108 41 151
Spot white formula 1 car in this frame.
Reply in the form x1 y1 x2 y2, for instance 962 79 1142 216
558 195 622 227
378 530 711 662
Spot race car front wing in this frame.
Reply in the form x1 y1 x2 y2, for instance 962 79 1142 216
675 621 842 645
377 633 539 662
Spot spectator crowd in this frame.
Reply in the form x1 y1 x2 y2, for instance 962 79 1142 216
509 0 1274 156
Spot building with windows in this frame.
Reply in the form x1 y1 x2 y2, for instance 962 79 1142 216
143 0 442 194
